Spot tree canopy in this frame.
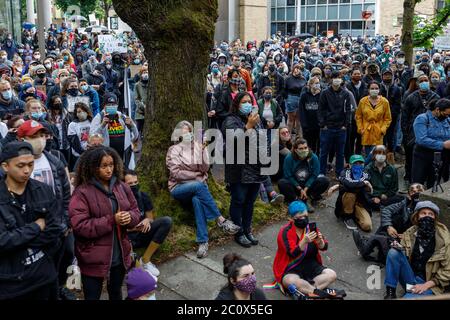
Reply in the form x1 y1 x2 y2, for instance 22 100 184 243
413 0 450 48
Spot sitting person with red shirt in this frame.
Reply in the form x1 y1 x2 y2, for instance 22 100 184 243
272 200 345 299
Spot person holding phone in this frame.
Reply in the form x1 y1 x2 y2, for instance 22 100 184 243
90 93 139 169
69 146 141 300
272 201 344 299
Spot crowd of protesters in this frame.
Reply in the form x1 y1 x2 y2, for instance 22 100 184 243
1 23 450 301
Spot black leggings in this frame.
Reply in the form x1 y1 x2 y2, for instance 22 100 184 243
278 176 330 204
81 264 126 300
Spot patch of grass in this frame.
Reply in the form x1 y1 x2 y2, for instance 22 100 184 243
146 179 287 264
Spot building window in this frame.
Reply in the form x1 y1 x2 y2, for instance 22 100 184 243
272 0 277 7
287 22 296 35
318 0 327 4
351 4 363 19
328 5 338 19
329 0 338 3
277 22 287 34
340 21 350 30
307 22 316 34
271 23 277 35
287 0 296 5
317 21 328 35
437 0 445 10
306 6 316 19
352 21 363 29
340 0 350 3
339 4 350 19
317 6 327 19
307 0 316 5
272 8 276 20
277 7 286 20
277 0 286 6
286 7 296 20
301 22 307 33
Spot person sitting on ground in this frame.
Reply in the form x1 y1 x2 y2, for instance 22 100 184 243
365 145 403 209
383 201 450 299
352 183 424 264
125 267 157 300
272 201 344 299
271 125 292 182
215 253 266 300
166 120 240 258
278 138 330 212
334 154 373 231
124 170 172 278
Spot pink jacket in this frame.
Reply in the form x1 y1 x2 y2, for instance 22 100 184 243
166 142 209 191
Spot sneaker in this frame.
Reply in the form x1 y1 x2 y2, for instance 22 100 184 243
306 199 315 213
343 218 358 230
139 258 160 277
217 219 240 235
270 193 285 205
59 287 78 300
245 233 259 245
235 234 252 248
197 242 209 259
352 230 369 257
323 288 346 299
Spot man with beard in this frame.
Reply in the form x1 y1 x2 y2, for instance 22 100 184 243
124 170 172 278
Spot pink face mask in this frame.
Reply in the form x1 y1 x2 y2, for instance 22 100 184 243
234 275 257 294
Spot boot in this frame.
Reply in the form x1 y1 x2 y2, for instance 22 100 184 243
352 230 371 258
387 152 395 165
384 286 397 300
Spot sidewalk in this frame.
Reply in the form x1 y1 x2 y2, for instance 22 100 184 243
154 193 386 300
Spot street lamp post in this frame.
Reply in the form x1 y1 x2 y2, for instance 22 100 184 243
296 0 301 35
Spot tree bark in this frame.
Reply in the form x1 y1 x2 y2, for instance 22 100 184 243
401 0 417 67
112 0 218 195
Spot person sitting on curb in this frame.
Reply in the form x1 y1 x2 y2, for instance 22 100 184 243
365 145 403 210
125 268 157 300
334 154 373 231
352 183 424 263
278 138 330 212
384 201 450 299
215 253 267 300
124 170 173 278
272 201 345 299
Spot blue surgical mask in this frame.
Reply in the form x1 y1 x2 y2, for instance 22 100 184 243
81 85 89 92
419 81 430 91
351 164 364 180
1 89 12 100
105 105 118 115
239 102 253 116
212 67 219 74
134 59 141 64
31 111 46 120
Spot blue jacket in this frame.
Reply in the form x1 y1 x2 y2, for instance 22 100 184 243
413 110 450 151
82 87 100 116
283 151 320 188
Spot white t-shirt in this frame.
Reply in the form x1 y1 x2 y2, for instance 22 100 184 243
67 120 91 157
262 104 274 122
31 155 55 193
0 122 8 138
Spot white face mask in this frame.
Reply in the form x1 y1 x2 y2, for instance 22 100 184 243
375 154 386 163
397 58 405 65
370 89 379 97
332 78 342 87
25 137 46 155
182 132 193 143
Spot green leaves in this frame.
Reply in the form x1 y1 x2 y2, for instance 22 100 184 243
413 0 450 48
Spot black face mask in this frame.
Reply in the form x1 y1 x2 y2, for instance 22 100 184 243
417 216 435 239
294 217 309 229
130 184 140 197
68 88 79 97
37 73 46 79
269 65 276 73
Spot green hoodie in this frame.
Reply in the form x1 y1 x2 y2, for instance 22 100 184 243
365 161 398 197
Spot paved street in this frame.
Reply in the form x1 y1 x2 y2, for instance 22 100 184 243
154 190 386 300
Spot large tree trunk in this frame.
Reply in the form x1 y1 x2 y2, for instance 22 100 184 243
401 0 416 67
112 0 218 195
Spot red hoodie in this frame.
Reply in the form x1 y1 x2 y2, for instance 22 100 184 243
273 221 328 287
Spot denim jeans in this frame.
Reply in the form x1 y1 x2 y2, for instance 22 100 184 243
319 127 347 175
171 181 221 243
384 248 434 298
229 183 260 236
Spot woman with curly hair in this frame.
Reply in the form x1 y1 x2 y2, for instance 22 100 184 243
69 146 141 300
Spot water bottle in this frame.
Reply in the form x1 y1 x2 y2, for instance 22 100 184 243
287 284 307 300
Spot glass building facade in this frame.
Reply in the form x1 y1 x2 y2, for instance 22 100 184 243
271 0 376 37
0 0 22 42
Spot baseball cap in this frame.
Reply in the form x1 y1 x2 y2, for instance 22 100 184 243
413 201 440 217
126 268 157 299
288 200 308 217
0 141 34 163
103 93 118 105
17 120 49 139
349 154 365 164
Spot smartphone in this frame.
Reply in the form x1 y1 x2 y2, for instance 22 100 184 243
309 222 317 233
406 284 414 293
